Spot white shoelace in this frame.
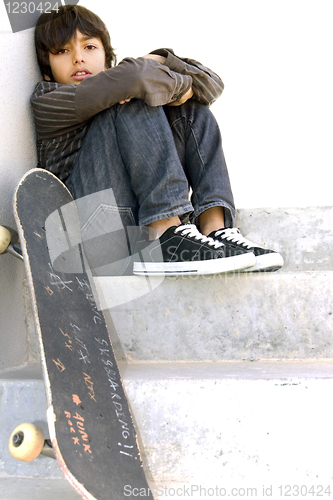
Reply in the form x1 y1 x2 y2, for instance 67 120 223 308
175 224 224 249
215 228 257 249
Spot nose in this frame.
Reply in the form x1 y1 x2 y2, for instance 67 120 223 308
73 47 85 64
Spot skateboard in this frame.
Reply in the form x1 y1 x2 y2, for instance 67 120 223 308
2 169 154 499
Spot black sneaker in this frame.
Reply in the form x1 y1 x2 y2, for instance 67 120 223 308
209 228 284 272
133 224 256 276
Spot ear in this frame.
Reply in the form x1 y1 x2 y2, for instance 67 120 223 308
44 74 51 81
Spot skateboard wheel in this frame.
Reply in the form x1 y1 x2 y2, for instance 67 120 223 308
0 226 11 254
8 423 45 462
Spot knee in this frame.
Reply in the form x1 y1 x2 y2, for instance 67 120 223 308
117 98 161 115
186 99 212 118
165 99 213 125
115 99 167 127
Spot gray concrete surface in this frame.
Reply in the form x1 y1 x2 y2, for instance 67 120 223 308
2 206 332 368
1 205 332 498
0 478 82 500
0 380 63 480
0 29 40 375
1 361 333 498
236 206 333 272
0 254 30 372
124 364 333 487
95 205 333 363
98 270 333 361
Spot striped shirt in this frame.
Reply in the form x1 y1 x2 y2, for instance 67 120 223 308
31 49 224 181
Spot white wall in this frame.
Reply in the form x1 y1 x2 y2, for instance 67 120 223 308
86 0 333 210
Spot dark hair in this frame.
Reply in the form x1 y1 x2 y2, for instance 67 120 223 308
34 5 116 81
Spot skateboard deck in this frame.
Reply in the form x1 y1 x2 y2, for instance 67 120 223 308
13 168 153 499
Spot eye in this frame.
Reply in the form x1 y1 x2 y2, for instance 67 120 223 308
54 48 69 55
85 45 97 50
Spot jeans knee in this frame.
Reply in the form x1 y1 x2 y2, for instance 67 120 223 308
117 98 161 116
187 99 213 119
165 99 214 130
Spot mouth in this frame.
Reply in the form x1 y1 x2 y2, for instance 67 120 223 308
71 70 92 81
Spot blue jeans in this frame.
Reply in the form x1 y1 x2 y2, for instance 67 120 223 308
65 99 235 274
66 98 235 224
164 100 235 228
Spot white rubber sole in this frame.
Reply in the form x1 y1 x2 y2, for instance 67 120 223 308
133 252 256 276
242 252 284 272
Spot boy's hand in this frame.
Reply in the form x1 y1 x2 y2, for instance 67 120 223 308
167 87 194 106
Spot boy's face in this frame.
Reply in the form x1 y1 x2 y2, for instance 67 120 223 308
46 30 106 84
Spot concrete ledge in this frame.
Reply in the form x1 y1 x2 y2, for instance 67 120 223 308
99 270 333 361
21 268 333 365
120 358 333 381
0 364 42 380
1 360 333 491
7 206 333 370
0 380 62 480
0 478 81 500
0 360 333 490
124 371 333 486
236 206 333 272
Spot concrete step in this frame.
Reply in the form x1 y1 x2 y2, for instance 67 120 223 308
2 205 333 370
124 360 333 489
236 206 333 273
18 266 333 363
0 478 81 500
1 360 333 498
0 374 81 499
90 205 333 362
1 206 332 497
96 269 333 361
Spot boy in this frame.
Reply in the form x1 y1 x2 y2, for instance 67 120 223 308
32 4 283 275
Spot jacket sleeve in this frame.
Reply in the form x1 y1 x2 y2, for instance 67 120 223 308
76 56 192 121
149 48 224 106
31 56 192 136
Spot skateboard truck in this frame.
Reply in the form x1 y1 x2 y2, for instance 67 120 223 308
8 423 55 462
0 225 23 260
